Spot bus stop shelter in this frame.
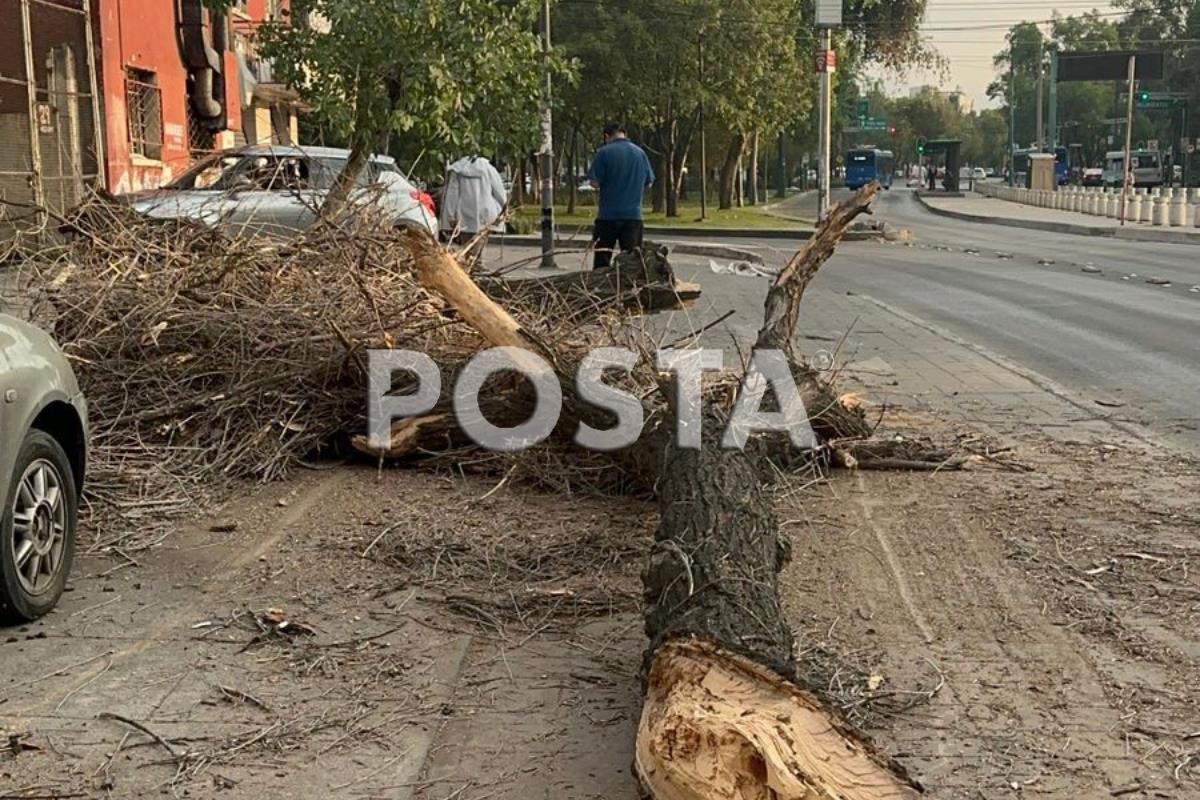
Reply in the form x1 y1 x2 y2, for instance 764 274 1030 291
924 139 963 192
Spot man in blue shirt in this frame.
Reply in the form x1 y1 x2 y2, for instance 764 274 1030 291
587 123 655 269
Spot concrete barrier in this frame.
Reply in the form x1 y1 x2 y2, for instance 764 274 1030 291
1129 190 1143 222
1142 189 1156 224
1152 193 1168 226
1170 190 1188 227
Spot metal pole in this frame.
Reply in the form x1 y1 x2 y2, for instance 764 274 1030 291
20 0 45 212
1035 35 1045 152
698 34 707 221
817 28 832 220
538 0 556 269
81 0 106 189
1008 70 1016 187
1120 54 1136 226
1048 48 1058 155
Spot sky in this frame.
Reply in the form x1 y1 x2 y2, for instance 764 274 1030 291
886 0 1123 110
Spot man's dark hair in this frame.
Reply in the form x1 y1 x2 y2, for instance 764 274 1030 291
603 122 625 138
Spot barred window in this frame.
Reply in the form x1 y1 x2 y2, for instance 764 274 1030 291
125 67 163 161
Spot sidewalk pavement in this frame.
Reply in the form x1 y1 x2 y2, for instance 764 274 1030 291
918 189 1200 245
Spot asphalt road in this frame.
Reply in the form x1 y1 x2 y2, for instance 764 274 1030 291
725 188 1200 451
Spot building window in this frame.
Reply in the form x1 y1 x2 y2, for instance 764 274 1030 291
125 67 163 161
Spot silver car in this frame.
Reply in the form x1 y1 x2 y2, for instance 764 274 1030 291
0 314 87 622
123 145 439 237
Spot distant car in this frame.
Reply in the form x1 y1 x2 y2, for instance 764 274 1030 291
0 315 87 622
972 167 987 181
1082 168 1103 187
577 180 595 194
124 145 438 237
985 167 997 178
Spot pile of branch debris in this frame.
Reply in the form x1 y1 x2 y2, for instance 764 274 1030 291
9 198 692 546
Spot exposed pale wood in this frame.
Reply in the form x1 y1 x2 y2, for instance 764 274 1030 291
637 640 922 800
350 414 448 459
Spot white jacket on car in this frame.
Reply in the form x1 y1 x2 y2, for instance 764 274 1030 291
439 156 507 235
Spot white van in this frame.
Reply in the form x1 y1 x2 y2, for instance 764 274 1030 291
1102 150 1165 188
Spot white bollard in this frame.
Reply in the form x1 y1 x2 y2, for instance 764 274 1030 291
1142 189 1157 223
1195 197 1200 228
1152 193 1168 226
1089 189 1101 216
1107 191 1119 218
1170 190 1187 227
1129 190 1143 222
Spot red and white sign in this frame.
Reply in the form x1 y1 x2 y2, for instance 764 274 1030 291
815 49 837 74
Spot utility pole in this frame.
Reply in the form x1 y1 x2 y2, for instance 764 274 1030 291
538 0 556 269
1048 47 1059 154
1008 69 1016 186
1035 34 1045 152
698 33 708 221
1119 54 1136 225
817 27 834 220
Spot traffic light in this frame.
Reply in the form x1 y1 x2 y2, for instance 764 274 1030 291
916 138 926 156
1138 90 1151 105
889 125 898 138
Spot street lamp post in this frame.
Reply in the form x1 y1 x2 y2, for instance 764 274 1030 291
538 0 556 269
815 1 841 221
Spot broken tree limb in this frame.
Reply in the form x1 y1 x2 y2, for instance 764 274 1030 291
757 184 880 356
638 184 922 799
481 243 701 314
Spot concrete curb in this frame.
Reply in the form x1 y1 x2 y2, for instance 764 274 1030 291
914 192 1200 246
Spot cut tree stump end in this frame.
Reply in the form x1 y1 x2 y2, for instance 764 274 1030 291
636 639 923 800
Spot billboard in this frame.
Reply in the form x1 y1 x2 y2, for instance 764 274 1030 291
1058 51 1165 82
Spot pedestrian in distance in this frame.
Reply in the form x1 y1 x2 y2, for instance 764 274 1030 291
587 122 655 269
439 155 508 269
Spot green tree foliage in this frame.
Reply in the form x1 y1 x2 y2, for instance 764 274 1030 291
253 0 554 211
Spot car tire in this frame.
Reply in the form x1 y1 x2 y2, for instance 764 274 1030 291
0 430 78 623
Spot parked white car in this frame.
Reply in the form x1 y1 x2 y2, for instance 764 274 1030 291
0 314 87 622
124 146 438 237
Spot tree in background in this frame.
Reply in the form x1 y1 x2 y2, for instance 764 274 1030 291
252 0 554 214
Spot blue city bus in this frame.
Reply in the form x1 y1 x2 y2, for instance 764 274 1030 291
1054 146 1069 186
845 148 895 190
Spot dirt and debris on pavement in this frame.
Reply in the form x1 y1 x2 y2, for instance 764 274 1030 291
2 411 1197 799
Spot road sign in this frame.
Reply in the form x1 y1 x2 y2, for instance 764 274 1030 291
814 49 836 73
816 0 842 27
860 118 888 132
1147 139 1159 151
856 99 869 119
1059 51 1165 82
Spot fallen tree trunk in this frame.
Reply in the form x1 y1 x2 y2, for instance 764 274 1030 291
637 184 922 799
388 194 922 796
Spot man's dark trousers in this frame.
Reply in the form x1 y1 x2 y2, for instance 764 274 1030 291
592 219 644 269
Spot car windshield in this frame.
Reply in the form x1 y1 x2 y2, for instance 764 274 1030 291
167 154 349 191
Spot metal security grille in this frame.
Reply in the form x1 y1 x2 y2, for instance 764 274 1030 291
125 68 163 161
0 0 103 241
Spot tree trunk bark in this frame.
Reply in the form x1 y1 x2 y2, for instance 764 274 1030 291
652 150 666 214
748 131 760 206
513 160 526 207
567 126 579 216
321 143 370 218
719 133 745 210
635 184 919 800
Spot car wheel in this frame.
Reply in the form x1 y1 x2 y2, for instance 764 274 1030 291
0 430 78 623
